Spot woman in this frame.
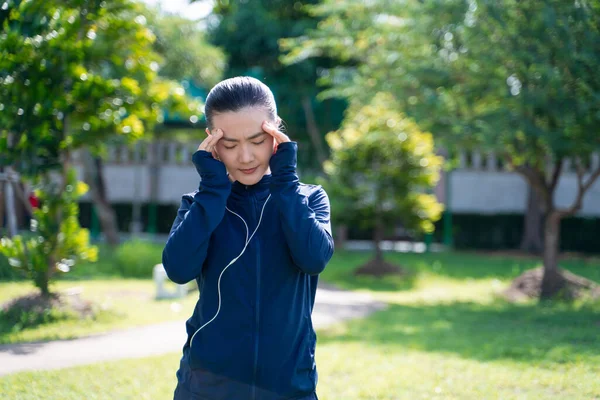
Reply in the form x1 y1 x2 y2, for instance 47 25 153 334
163 76 334 400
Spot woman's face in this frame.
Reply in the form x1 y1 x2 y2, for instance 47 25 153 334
210 107 277 185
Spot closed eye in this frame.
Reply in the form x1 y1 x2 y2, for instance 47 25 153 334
223 139 265 150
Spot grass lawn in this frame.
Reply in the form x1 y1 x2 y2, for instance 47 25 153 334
1 250 599 399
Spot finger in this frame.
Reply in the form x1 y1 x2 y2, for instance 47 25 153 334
198 134 216 151
262 121 290 144
262 121 282 141
208 129 223 156
198 129 223 152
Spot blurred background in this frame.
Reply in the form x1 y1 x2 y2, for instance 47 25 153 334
0 1 599 399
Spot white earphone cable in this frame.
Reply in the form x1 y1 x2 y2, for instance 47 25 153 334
190 194 271 347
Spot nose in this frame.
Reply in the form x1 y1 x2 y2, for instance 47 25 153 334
238 143 254 165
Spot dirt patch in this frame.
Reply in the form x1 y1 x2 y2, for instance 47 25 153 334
1 291 97 329
502 267 600 302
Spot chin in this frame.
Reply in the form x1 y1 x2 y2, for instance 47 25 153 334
232 167 267 185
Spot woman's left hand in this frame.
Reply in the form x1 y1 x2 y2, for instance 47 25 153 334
262 121 290 153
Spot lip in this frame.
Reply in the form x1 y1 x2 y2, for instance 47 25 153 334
239 167 258 174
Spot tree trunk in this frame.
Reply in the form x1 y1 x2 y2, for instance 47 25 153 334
81 148 120 247
4 167 18 237
38 268 51 298
540 211 566 299
301 96 327 168
148 138 160 234
13 180 33 229
354 212 403 276
0 180 5 235
335 224 348 249
38 172 56 297
374 214 384 264
520 183 544 254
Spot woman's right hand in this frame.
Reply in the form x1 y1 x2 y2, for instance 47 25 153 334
198 129 223 161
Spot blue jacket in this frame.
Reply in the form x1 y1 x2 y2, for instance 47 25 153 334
163 142 334 400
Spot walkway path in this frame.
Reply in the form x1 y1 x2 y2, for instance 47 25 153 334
0 284 386 376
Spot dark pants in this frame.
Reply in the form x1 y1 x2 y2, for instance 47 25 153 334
173 352 319 400
174 384 319 400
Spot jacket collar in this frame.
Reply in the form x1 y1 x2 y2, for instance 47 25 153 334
230 173 272 197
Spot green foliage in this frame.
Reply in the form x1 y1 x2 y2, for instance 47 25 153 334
431 0 600 166
324 93 443 234
0 0 207 296
0 252 23 281
0 169 98 295
285 0 600 161
66 240 162 279
281 0 466 139
0 0 201 174
141 8 225 89
114 240 162 278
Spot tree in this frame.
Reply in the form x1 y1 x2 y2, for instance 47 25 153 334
140 8 225 234
83 6 225 240
325 93 443 274
456 0 600 298
0 0 197 295
284 0 600 299
0 170 98 296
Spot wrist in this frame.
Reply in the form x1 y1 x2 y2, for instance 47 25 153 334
270 142 298 176
192 150 229 182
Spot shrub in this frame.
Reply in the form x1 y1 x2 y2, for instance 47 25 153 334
114 239 163 278
0 253 24 281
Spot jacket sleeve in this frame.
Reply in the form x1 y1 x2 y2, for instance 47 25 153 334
269 142 335 275
162 150 231 284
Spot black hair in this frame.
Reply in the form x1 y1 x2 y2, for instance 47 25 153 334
204 76 278 129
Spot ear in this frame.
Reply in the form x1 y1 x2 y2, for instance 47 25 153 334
275 116 282 127
205 128 211 136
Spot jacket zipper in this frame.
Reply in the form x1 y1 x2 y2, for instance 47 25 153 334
251 193 261 400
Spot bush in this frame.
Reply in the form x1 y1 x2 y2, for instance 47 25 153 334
0 171 98 295
0 252 25 281
65 245 121 279
114 240 163 278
